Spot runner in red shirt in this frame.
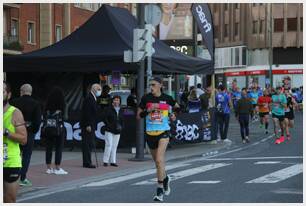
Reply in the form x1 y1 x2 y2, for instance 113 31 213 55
257 89 272 134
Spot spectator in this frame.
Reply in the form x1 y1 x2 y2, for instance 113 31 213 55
196 83 205 98
3 82 27 203
42 87 67 175
180 87 189 112
215 85 231 143
102 95 124 167
199 86 213 111
127 87 137 108
187 89 201 113
80 84 102 168
235 88 253 143
97 85 112 111
10 84 41 186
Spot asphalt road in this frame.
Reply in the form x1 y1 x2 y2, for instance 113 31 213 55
20 112 303 203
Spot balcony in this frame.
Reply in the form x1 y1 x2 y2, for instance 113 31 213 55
3 35 24 52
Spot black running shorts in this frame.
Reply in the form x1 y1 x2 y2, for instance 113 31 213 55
146 132 170 150
259 112 269 118
272 113 285 122
3 167 20 183
285 111 294 120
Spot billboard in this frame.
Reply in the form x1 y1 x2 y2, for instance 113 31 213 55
159 3 193 40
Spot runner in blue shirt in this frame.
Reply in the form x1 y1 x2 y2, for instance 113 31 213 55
248 87 260 121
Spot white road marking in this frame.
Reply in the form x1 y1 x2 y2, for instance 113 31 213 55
81 163 190 187
202 156 302 161
188 181 221 184
254 161 281 164
246 164 303 183
272 188 303 195
133 163 231 185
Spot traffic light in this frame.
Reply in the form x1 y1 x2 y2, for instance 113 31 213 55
145 24 155 57
132 24 156 62
133 28 147 62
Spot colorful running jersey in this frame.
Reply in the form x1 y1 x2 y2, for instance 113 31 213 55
248 91 260 105
271 94 287 116
257 96 272 113
139 93 176 136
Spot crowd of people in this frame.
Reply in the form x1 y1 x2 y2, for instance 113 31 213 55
3 76 303 202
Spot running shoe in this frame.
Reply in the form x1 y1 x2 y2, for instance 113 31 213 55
265 130 269 134
279 136 285 143
287 134 291 141
245 136 250 143
242 139 247 144
153 187 164 202
275 138 281 144
163 175 171 196
19 179 32 187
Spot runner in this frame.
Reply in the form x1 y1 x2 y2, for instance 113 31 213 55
257 89 272 134
248 86 260 122
270 86 287 144
137 76 180 202
3 82 27 202
284 88 297 140
231 86 241 113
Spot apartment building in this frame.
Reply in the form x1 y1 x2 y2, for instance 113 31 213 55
207 3 303 89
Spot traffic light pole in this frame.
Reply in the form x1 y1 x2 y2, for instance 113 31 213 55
130 3 147 161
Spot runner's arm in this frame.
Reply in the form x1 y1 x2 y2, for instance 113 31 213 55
8 108 27 145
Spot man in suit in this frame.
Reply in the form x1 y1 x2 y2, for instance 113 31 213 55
80 83 102 168
10 84 41 187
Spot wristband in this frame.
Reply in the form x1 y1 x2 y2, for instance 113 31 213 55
4 129 9 137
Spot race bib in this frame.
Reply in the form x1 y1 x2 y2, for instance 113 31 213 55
3 143 8 163
149 110 162 124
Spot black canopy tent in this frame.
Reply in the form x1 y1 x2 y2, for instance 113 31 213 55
4 4 213 74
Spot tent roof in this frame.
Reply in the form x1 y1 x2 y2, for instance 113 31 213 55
4 5 213 74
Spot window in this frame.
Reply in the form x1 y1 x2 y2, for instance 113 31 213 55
274 18 284 32
287 18 297 31
224 4 228 11
224 24 229 37
252 21 258 34
301 18 303 31
252 3 258 7
235 23 239 36
27 22 35 43
214 4 218 13
260 20 264 33
55 25 62 42
235 4 239 9
11 19 18 37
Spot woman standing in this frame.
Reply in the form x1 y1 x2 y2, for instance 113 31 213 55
43 87 67 175
103 96 124 167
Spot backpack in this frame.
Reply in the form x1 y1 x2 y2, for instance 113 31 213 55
42 110 64 137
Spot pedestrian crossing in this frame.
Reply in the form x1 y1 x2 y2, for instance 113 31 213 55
82 159 303 188
132 161 302 186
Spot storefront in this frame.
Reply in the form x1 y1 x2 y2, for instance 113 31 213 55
224 71 246 90
272 69 303 88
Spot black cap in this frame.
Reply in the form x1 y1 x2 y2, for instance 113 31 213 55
150 76 162 84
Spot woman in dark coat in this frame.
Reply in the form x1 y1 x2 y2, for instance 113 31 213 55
102 95 124 167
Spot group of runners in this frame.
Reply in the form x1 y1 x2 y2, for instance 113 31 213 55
231 81 300 144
